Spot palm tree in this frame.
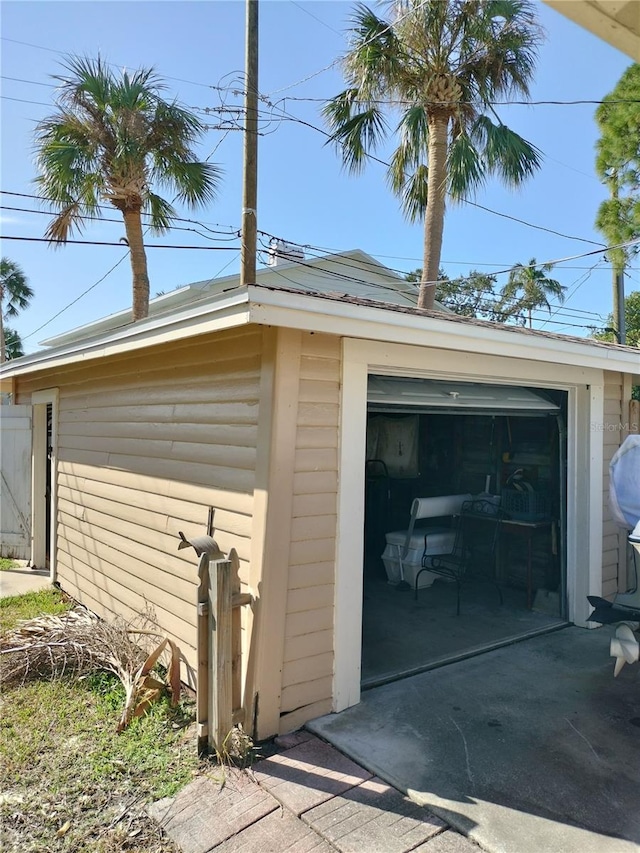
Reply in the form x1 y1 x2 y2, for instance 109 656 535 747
0 258 33 363
4 328 25 360
35 56 222 321
324 0 543 310
499 259 565 328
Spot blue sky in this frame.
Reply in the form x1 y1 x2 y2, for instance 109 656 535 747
1 0 635 351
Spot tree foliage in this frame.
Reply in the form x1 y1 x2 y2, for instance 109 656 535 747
4 327 25 360
498 258 565 328
594 64 640 274
0 257 33 363
593 290 640 348
325 0 543 310
35 56 222 321
406 267 505 320
406 259 565 327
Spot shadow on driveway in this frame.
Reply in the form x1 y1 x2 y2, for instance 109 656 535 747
308 627 640 853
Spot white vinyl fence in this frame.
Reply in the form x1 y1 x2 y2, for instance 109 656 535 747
1 405 32 559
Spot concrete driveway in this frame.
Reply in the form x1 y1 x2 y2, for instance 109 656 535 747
0 565 52 598
308 627 640 853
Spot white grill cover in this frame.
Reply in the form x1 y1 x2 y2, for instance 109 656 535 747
609 435 640 530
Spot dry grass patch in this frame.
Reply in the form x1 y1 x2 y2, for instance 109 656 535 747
0 592 199 853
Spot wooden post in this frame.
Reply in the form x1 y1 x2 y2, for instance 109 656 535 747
240 0 259 287
196 552 210 755
209 557 233 755
630 399 639 435
196 546 252 756
230 549 243 719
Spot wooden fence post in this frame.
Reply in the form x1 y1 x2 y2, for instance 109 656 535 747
196 552 210 755
196 547 252 756
209 557 233 755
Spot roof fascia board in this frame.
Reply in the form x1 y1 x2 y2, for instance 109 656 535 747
1 291 250 379
543 1 640 60
246 286 640 376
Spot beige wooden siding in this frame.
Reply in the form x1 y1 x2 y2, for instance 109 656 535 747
601 371 624 599
16 327 261 682
280 332 340 732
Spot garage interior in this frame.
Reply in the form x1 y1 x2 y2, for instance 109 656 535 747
362 376 569 688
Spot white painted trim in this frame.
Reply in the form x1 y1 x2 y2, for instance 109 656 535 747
333 338 605 710
1 297 251 379
247 289 640 375
587 384 605 622
3 285 638 383
31 388 58 583
333 354 368 712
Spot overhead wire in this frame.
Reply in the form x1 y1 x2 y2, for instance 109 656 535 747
1 191 240 235
256 228 636 321
0 203 242 242
258 227 636 292
259 262 605 332
3 235 240 249
4 71 636 109
3 32 625 340
13 122 237 342
265 0 433 97
255 97 607 248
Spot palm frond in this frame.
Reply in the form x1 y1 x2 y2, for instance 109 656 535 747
143 193 176 234
447 130 485 198
472 115 541 185
400 163 430 222
344 3 402 97
387 105 428 196
156 160 222 208
323 91 388 173
0 258 33 323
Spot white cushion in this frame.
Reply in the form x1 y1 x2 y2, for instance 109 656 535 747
410 494 472 520
385 527 456 555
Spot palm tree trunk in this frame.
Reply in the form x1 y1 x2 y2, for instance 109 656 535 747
0 312 5 364
418 113 448 311
123 209 150 321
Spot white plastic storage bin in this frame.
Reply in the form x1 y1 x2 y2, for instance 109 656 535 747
382 528 456 588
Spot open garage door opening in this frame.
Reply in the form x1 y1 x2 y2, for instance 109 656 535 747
362 376 568 688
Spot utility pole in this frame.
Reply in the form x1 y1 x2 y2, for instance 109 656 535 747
240 0 259 287
616 267 626 345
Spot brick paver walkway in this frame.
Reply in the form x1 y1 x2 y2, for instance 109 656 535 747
149 732 481 853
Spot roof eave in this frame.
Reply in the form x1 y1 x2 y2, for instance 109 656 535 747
0 289 251 382
246 286 640 376
2 285 638 386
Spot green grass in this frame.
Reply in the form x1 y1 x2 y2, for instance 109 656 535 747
0 593 201 852
0 558 19 571
0 587 69 632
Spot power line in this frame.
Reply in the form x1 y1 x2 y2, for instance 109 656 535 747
289 1 342 35
1 94 51 107
4 68 634 109
261 263 603 332
258 98 607 248
1 74 54 87
3 235 240 249
269 93 640 107
259 226 637 290
0 37 216 90
257 228 638 316
0 190 240 234
0 204 242 242
265 0 432 97
21 255 131 342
